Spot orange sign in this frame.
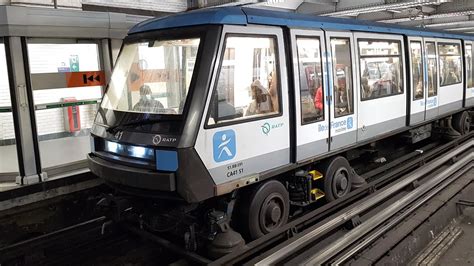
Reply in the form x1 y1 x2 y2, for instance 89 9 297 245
66 71 105 88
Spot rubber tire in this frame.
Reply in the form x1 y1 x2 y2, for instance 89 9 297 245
237 180 290 240
452 111 471 135
321 156 353 202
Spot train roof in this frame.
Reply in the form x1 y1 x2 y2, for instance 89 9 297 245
129 6 474 41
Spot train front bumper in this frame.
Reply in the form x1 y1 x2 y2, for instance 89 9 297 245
87 153 176 192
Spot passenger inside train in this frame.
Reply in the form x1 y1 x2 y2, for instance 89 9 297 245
207 36 280 125
132 85 165 113
410 42 423 100
312 78 323 112
359 40 403 100
335 86 349 116
438 43 462 87
246 79 274 116
268 70 279 111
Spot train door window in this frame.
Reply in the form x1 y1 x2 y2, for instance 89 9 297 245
330 38 353 118
296 37 324 124
410 41 423 100
207 36 280 126
466 44 473 88
438 43 462 87
426 42 438 97
358 39 403 101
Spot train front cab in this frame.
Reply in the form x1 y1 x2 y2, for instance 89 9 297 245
88 25 223 203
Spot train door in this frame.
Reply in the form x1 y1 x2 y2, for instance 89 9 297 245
325 31 358 150
436 39 463 116
424 39 440 120
464 41 474 107
194 25 290 186
354 33 406 142
408 37 426 125
290 29 330 162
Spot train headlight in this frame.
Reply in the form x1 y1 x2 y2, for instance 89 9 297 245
104 140 154 161
155 150 178 172
130 146 147 158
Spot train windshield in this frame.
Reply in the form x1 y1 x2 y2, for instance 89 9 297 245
100 38 201 115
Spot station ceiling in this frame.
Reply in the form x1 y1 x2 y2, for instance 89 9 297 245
11 0 474 33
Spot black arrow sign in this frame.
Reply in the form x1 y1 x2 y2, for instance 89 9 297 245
83 74 101 84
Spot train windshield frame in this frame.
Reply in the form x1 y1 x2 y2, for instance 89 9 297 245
93 27 212 135
100 37 201 115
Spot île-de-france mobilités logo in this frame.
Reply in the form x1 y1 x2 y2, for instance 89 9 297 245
213 130 236 162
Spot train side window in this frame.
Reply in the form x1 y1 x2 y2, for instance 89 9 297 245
410 41 424 100
358 39 403 101
331 38 354 118
426 42 438 97
438 43 462 87
207 36 280 126
296 37 324 124
466 44 473 88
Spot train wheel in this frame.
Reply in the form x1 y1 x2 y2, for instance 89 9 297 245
238 180 289 240
453 111 471 135
322 156 353 202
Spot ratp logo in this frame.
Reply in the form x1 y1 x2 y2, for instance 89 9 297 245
347 117 353 129
261 122 271 135
213 130 236 162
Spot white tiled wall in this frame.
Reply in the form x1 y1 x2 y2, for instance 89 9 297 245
0 113 15 140
35 105 97 136
28 43 100 74
0 43 16 141
33 87 101 136
0 44 11 107
0 42 18 173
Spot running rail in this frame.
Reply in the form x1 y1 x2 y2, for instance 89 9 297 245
331 161 473 265
303 152 473 265
255 139 473 266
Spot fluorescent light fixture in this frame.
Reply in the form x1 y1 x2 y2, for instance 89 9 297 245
319 2 433 17
381 10 474 23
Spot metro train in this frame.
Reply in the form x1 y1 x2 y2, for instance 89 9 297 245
88 6 473 255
